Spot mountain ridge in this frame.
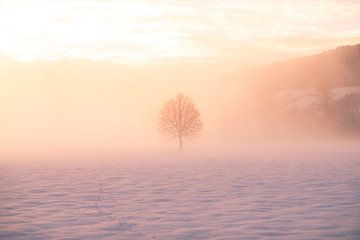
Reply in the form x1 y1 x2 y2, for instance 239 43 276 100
251 44 360 92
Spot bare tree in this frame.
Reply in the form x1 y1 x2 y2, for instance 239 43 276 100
159 93 203 150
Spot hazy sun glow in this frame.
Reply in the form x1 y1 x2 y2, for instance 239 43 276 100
0 0 359 64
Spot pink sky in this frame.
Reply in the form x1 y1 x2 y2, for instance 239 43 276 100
0 0 359 65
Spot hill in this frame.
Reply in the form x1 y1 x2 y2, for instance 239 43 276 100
250 44 360 93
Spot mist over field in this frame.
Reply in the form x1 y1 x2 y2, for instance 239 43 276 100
1 1 360 239
1 43 360 240
1 45 360 159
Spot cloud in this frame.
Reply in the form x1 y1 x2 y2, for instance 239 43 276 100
0 0 359 64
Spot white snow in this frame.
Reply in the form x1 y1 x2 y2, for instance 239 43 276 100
1 148 360 239
287 96 320 110
272 89 314 99
273 87 360 111
272 89 320 110
332 87 360 101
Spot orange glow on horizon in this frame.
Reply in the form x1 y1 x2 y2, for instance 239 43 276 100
0 0 359 65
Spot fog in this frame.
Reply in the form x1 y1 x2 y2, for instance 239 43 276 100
0 46 359 160
1 48 360 240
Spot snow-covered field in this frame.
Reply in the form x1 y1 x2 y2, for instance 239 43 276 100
272 87 360 110
1 148 360 239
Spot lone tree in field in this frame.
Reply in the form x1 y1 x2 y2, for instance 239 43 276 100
159 94 203 150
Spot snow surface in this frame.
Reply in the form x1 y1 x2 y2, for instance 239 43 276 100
273 87 360 110
1 148 360 240
272 89 314 99
272 89 320 110
287 96 320 110
332 87 360 101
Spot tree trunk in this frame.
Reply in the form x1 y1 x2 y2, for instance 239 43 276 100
178 137 183 151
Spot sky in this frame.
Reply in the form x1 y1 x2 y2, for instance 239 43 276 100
0 0 359 65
